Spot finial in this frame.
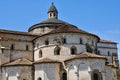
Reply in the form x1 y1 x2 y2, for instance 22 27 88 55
52 2 54 5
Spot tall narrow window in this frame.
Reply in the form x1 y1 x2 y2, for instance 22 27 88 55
1 49 4 53
97 50 100 55
39 50 42 58
26 45 29 51
50 13 52 17
92 70 102 80
62 38 66 44
45 39 49 45
71 46 77 55
93 73 99 80
80 38 83 44
62 72 67 80
108 51 110 56
54 46 60 55
86 43 92 53
11 44 14 50
54 13 56 16
38 77 42 80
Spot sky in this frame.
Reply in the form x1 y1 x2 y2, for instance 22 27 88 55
0 0 120 62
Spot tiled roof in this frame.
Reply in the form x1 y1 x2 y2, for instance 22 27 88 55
2 58 33 67
99 40 117 44
34 58 62 64
64 52 106 62
0 29 38 37
43 25 100 40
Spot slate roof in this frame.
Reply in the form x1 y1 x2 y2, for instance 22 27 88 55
34 58 62 64
2 58 33 67
64 52 106 62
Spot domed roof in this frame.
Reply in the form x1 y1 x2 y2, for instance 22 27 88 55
28 3 71 32
28 18 74 32
41 24 100 40
28 3 100 41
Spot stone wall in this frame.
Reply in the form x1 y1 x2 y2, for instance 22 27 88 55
34 63 60 80
2 66 33 80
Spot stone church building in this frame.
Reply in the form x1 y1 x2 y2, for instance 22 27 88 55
0 3 119 80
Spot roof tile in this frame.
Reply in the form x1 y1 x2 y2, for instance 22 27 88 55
2 58 33 67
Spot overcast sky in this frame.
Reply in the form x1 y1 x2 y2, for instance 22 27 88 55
0 0 120 62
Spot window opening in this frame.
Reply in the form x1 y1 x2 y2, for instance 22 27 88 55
62 72 67 80
80 38 83 44
54 46 60 55
26 45 29 51
62 38 66 44
71 46 77 55
45 39 49 45
86 43 93 53
39 50 42 58
108 51 110 56
93 73 99 80
11 44 14 50
38 77 42 80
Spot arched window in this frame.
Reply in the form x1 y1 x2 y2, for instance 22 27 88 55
80 38 83 44
92 70 102 80
50 13 52 17
26 45 29 51
45 39 49 45
62 72 67 80
54 13 56 16
54 46 60 55
38 77 42 80
93 73 99 80
97 50 100 55
39 50 42 58
86 43 93 53
71 46 77 55
11 44 14 50
108 51 110 56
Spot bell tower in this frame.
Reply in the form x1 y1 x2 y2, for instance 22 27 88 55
48 3 58 19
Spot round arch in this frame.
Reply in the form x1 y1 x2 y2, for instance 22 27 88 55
70 46 77 55
54 46 61 55
91 70 103 80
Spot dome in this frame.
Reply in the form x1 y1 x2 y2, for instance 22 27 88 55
28 18 73 32
28 3 78 34
28 3 100 41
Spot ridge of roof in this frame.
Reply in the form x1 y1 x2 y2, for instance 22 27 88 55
40 24 100 40
0 29 38 37
2 58 33 67
34 58 62 64
64 52 106 62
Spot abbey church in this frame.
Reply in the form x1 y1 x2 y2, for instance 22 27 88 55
0 3 119 80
